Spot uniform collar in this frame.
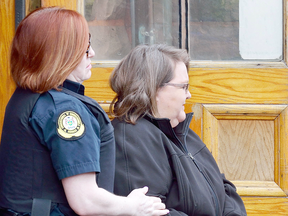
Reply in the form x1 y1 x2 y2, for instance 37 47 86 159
62 80 85 95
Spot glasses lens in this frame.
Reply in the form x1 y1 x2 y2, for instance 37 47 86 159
86 33 91 57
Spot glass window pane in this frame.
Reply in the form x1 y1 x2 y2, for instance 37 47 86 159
84 0 180 61
189 0 283 61
239 0 282 60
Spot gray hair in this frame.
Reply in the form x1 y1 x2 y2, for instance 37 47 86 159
109 44 189 124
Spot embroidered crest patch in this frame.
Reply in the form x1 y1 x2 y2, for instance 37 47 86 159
57 111 85 140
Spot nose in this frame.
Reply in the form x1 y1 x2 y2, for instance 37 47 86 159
186 89 191 99
88 46 95 58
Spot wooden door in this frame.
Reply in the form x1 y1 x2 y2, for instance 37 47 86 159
0 0 287 215
189 68 288 215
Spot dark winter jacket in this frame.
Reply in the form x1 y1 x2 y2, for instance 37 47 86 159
113 113 247 216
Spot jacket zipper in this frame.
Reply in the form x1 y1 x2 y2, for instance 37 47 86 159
188 152 220 216
172 133 220 216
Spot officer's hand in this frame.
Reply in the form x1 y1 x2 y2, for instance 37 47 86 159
127 186 169 216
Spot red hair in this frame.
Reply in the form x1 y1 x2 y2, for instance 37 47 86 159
10 7 89 93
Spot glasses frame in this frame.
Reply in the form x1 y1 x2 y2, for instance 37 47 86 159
86 33 91 57
163 83 190 92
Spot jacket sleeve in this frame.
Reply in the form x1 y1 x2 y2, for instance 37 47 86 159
222 174 247 216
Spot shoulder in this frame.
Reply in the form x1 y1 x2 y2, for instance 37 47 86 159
112 117 160 134
186 129 219 169
186 129 206 153
48 89 86 108
33 90 92 118
30 90 101 149
31 90 100 140
112 117 170 153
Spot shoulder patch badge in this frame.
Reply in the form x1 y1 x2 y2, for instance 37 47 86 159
57 111 85 140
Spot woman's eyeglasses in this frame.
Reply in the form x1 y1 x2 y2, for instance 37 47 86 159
86 33 91 57
163 83 190 92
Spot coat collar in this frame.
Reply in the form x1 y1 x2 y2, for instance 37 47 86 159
62 79 85 95
143 112 194 146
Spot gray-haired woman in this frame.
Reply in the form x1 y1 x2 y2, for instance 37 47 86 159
110 44 247 216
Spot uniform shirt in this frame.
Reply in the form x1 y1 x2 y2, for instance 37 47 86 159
29 80 101 180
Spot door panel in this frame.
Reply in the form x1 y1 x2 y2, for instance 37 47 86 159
218 119 274 181
203 104 288 192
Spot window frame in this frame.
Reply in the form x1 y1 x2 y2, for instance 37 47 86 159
80 0 287 69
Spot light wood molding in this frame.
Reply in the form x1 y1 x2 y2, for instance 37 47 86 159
277 106 288 194
90 58 288 69
204 104 287 120
203 104 287 115
189 61 288 69
203 104 288 197
233 181 286 197
242 197 288 215
41 0 77 9
188 68 288 104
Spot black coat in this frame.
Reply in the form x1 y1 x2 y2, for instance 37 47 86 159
113 113 247 216
0 86 115 215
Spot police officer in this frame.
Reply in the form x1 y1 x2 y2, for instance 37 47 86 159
0 7 168 216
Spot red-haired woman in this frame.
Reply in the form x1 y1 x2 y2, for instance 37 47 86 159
0 7 168 216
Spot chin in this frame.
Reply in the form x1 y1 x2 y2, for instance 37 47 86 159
85 72 92 80
171 114 186 128
178 112 187 123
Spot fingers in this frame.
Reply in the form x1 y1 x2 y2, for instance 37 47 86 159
128 187 169 216
150 196 162 203
153 202 166 210
141 186 149 195
144 199 169 216
151 198 169 215
128 186 149 198
153 209 170 216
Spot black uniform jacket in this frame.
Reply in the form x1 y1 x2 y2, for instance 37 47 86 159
0 84 114 215
113 113 247 216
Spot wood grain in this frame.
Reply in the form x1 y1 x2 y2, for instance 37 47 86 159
242 197 288 215
188 103 202 138
279 107 288 194
218 120 274 181
41 0 77 10
203 106 218 157
234 181 286 197
0 0 16 138
203 104 288 197
85 67 288 105
188 68 288 104
83 67 116 102
203 104 287 115
285 0 288 63
189 61 288 69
